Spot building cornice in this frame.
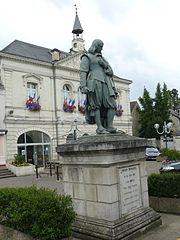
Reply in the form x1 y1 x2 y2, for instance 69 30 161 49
1 52 81 74
114 75 132 85
0 52 52 67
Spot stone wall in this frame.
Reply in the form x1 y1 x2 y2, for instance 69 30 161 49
150 196 180 214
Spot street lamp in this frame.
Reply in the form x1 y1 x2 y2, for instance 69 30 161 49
154 121 173 148
72 112 78 140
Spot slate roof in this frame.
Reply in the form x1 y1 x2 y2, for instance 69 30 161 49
72 13 83 35
0 40 69 63
171 109 180 119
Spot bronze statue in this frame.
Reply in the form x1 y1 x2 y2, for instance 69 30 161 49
80 39 118 134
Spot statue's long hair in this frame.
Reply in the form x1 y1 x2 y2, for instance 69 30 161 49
88 39 104 54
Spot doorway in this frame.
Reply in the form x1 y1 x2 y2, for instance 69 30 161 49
17 131 51 167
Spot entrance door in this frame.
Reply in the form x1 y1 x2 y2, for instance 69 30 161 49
17 131 51 166
27 146 34 164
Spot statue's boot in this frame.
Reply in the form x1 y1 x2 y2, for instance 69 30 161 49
106 108 117 133
95 109 108 134
107 127 117 133
96 127 108 134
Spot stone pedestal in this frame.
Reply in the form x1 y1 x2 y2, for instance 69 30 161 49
56 133 161 240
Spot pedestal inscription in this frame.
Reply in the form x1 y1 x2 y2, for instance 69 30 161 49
119 165 142 215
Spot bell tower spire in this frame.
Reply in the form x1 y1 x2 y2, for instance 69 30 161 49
70 4 85 53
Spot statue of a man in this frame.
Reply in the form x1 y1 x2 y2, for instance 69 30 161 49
80 39 118 134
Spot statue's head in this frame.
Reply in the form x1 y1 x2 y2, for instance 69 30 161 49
88 39 104 54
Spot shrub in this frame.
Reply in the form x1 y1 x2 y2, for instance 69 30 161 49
0 186 76 240
160 148 180 160
148 173 180 198
13 154 29 166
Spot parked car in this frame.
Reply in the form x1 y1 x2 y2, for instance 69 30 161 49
159 162 180 173
145 147 160 161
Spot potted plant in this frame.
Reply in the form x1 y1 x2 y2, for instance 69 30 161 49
26 96 41 111
7 154 35 176
63 99 76 113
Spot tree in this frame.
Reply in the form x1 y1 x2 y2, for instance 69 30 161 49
168 88 180 110
138 83 172 139
154 83 170 125
153 83 171 139
138 87 155 138
162 83 171 120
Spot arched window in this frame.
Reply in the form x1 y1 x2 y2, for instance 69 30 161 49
17 131 50 167
78 87 86 114
63 84 76 112
63 84 72 102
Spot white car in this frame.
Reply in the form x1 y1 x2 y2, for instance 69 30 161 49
145 147 160 160
159 162 180 173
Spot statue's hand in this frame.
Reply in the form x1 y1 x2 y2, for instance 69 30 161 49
106 69 113 77
81 86 89 94
113 88 119 99
98 59 107 69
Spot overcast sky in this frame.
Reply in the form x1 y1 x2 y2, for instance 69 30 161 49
0 0 180 101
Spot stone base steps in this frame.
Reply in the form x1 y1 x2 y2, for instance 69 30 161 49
0 166 16 179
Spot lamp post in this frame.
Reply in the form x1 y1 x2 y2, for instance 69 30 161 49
154 121 173 149
72 112 78 140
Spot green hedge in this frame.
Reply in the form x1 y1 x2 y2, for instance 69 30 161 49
160 148 180 160
148 173 180 198
0 186 76 240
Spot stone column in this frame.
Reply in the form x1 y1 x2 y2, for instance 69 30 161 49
57 133 161 240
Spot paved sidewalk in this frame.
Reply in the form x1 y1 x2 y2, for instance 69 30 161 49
135 213 180 240
0 171 180 240
0 173 63 194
